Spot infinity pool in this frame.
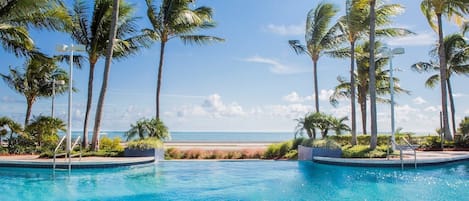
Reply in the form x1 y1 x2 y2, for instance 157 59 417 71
1 161 468 200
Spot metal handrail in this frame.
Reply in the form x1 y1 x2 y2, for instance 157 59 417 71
53 136 67 170
53 136 82 171
402 137 417 169
387 138 417 169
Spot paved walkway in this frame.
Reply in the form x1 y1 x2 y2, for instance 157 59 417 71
313 151 469 167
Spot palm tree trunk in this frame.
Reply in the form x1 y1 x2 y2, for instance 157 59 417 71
91 0 119 151
82 61 96 148
306 129 313 139
368 0 377 150
359 90 367 135
156 41 166 120
350 41 357 145
25 98 33 125
313 59 320 113
447 78 457 136
436 14 452 141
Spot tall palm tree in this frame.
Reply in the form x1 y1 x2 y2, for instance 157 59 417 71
144 0 224 120
331 42 410 135
288 2 340 113
70 0 150 148
420 0 469 141
368 0 378 149
1 58 69 125
332 0 412 145
0 0 70 57
412 33 469 135
90 0 120 151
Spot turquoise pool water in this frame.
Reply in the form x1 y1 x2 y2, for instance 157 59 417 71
1 161 468 201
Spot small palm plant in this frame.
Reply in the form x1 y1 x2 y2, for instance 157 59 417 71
125 118 170 141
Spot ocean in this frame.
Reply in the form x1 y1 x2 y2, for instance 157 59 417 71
63 131 295 142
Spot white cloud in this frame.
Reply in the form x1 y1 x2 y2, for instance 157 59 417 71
265 23 304 36
453 93 467 98
412 96 427 105
318 89 334 101
424 106 439 112
244 56 306 74
387 32 436 46
175 94 246 118
283 90 332 103
283 92 303 103
264 104 312 119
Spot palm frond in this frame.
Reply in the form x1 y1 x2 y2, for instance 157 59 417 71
179 35 224 45
288 40 308 56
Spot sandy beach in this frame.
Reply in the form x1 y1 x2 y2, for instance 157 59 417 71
164 141 275 150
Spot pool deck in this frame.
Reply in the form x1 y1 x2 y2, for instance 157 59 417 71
1 148 469 169
313 150 469 167
0 155 155 169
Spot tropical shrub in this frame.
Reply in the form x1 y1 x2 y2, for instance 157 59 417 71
295 112 350 139
164 148 265 160
26 116 65 151
342 145 389 158
99 136 124 152
264 141 294 159
127 138 163 150
125 118 170 141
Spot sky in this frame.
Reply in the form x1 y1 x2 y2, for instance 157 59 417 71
1 0 468 134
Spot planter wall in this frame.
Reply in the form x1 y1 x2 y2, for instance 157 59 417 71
312 147 342 158
298 145 313 160
124 148 164 161
298 145 342 160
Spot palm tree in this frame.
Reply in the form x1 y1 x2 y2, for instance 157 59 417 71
332 0 412 145
0 0 69 57
26 116 65 148
295 113 316 139
69 0 150 148
1 58 69 125
420 0 469 141
330 116 351 136
0 116 23 149
91 0 119 151
144 0 224 120
412 33 469 135
125 118 170 141
330 41 410 135
289 2 340 113
368 0 379 150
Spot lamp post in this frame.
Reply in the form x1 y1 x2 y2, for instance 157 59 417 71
51 79 65 118
56 44 85 155
381 46 405 150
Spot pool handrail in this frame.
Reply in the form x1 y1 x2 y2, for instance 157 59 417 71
387 137 417 169
53 136 67 170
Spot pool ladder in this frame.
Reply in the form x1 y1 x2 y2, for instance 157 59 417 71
53 136 82 171
387 137 417 170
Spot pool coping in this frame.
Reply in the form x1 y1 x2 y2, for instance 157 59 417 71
313 151 469 167
0 157 156 169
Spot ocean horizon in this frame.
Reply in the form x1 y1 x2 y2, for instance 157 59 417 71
61 131 296 142
59 130 437 142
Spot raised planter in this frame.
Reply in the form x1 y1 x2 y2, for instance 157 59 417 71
312 147 342 158
124 148 165 160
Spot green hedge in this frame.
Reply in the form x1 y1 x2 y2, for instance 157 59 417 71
341 145 391 158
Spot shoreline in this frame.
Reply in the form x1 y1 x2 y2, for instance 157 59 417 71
164 141 276 150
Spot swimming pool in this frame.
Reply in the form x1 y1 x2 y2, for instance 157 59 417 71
1 161 468 200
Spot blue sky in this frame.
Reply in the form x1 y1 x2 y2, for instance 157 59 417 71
1 0 468 134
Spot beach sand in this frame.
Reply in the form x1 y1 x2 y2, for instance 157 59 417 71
164 141 274 150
